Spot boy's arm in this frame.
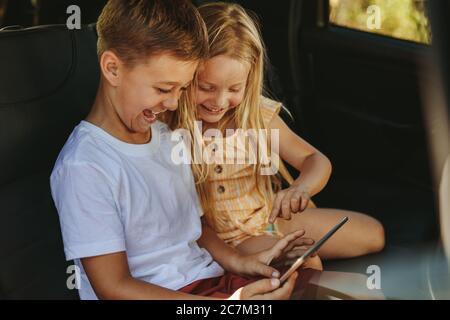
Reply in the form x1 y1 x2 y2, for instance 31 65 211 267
197 220 241 272
81 252 217 300
82 231 300 300
197 221 280 278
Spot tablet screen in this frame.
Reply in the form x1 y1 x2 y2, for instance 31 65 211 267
280 216 349 283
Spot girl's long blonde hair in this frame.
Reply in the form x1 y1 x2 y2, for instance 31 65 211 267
165 2 293 228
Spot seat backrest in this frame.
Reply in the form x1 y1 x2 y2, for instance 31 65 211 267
0 24 100 299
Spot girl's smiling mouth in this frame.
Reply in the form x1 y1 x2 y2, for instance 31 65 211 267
200 104 226 115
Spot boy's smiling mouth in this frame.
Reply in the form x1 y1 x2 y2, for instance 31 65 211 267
142 108 164 123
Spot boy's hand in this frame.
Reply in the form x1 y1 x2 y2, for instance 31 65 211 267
228 272 298 300
229 230 314 278
269 185 310 223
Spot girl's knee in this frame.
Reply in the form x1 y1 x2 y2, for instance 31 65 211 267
366 218 385 253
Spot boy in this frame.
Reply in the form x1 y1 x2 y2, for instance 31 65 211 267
50 0 309 300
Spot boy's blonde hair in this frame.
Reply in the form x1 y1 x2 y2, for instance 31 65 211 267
96 0 209 66
167 2 293 228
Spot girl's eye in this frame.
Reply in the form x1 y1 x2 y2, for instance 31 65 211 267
155 87 172 94
199 86 213 92
229 88 241 93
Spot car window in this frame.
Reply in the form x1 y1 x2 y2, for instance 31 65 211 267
329 0 431 44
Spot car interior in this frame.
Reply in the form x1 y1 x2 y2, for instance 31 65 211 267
0 0 449 299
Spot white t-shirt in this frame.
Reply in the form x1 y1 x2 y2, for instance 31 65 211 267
50 120 224 300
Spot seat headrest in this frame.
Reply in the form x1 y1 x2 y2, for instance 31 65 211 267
0 24 100 185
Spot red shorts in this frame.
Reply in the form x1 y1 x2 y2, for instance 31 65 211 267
179 268 320 299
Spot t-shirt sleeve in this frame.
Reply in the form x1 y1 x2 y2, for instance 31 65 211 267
50 162 126 261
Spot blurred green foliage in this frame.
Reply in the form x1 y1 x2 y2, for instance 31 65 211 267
329 0 431 44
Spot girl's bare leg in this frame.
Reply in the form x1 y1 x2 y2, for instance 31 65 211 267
235 235 279 255
235 235 384 299
275 207 385 259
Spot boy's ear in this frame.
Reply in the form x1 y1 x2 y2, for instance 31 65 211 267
100 50 122 87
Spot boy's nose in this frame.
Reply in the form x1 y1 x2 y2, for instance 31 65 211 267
163 98 178 111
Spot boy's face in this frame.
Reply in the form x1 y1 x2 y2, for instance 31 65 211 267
195 55 250 124
105 53 198 140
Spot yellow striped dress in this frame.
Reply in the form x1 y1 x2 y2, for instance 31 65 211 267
203 97 283 247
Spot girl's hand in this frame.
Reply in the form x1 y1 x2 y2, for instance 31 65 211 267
269 185 310 223
230 230 314 278
255 230 315 267
273 248 323 271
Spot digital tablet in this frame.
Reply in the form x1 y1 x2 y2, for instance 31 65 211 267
280 216 349 283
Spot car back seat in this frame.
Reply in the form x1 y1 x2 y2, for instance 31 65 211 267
0 24 99 299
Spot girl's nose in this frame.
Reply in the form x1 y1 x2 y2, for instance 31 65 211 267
214 93 227 109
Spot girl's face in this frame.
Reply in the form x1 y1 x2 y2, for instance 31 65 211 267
196 55 250 124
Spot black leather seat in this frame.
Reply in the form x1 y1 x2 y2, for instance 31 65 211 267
0 24 100 299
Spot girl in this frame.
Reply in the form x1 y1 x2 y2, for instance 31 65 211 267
168 2 385 263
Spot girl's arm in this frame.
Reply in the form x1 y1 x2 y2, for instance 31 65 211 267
268 114 332 222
